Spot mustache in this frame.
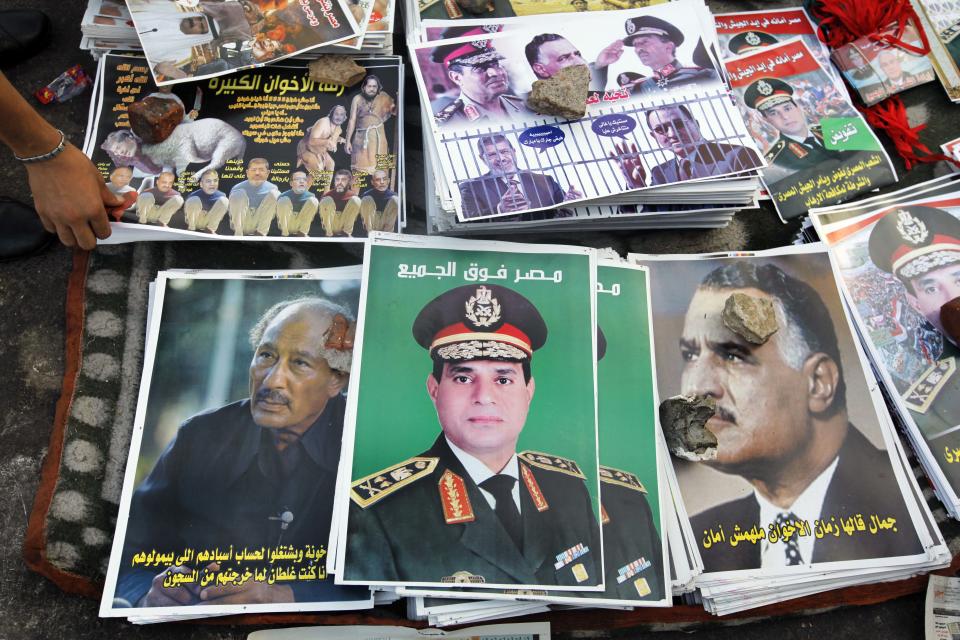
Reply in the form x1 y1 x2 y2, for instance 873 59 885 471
714 405 737 425
255 388 290 406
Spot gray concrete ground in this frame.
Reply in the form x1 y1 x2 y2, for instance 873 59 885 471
0 0 954 637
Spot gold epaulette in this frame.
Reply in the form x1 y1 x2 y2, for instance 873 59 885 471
434 100 462 123
350 457 438 508
519 450 585 479
765 139 784 162
903 357 956 414
599 465 647 493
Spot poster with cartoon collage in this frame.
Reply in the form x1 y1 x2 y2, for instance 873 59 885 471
84 53 403 242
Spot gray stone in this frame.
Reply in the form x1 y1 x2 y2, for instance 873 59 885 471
526 65 590 120
308 56 367 87
659 394 718 461
722 292 778 344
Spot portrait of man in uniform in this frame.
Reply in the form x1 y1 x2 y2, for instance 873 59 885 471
115 296 363 607
671 261 923 572
344 283 603 587
458 134 582 219
867 205 960 440
612 104 762 188
594 16 719 94
431 39 529 127
743 76 851 181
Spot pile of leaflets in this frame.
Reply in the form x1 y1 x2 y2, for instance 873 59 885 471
407 0 769 234
809 175 960 520
82 53 405 242
630 244 949 615
909 0 960 102
80 0 142 57
98 230 953 624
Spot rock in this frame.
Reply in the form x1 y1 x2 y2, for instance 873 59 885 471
526 64 589 120
722 292 778 344
659 394 718 461
941 297 960 344
308 56 367 87
128 96 183 144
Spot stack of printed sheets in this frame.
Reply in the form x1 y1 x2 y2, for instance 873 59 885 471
810 175 960 521
81 0 142 57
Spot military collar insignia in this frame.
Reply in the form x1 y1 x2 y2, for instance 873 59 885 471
438 468 476 524
902 358 955 414
464 285 502 328
895 208 929 245
757 79 773 96
520 450 586 479
520 463 549 512
599 465 647 493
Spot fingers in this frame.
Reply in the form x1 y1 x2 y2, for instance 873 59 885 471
54 223 78 248
89 210 113 240
99 180 125 207
71 222 99 251
199 581 247 602
35 211 56 234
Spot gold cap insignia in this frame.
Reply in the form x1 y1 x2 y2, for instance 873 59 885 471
895 209 929 245
464 285 502 328
757 80 773 96
746 32 761 45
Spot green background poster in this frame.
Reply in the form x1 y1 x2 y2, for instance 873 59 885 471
350 242 599 511
597 265 661 532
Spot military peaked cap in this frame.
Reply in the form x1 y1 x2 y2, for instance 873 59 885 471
623 16 683 47
868 205 960 280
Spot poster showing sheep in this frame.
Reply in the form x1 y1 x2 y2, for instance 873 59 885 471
85 53 404 241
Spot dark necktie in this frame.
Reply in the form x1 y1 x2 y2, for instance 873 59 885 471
678 158 693 180
775 512 803 566
803 136 819 150
480 474 523 550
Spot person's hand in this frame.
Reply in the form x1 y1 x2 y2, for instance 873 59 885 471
187 109 199 120
497 181 529 213
199 579 295 605
25 144 123 249
138 563 212 608
609 141 646 189
345 141 353 154
596 40 624 68
563 184 583 200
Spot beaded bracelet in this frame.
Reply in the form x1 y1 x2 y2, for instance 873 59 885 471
14 129 67 164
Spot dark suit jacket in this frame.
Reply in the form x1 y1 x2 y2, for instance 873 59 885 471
344 434 603 586
690 426 924 573
459 171 565 219
650 142 762 185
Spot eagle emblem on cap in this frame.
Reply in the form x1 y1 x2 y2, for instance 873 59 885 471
625 19 636 34
472 39 489 49
465 285 502 328
895 209 929 245
746 32 761 45
757 80 773 96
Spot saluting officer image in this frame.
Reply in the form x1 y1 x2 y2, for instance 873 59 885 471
743 77 850 179
868 205 960 441
344 284 603 586
593 16 720 94
432 37 528 127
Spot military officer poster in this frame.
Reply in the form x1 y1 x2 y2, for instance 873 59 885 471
86 53 403 242
713 8 848 92
101 269 375 618
811 179 960 516
725 38 897 220
394 261 670 606
334 235 604 589
632 246 932 576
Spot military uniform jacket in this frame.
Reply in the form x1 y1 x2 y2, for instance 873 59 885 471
458 170 566 219
595 466 665 601
434 93 527 127
902 341 960 439
649 142 762 185
635 63 719 94
344 434 603 587
765 125 852 174
690 426 924 573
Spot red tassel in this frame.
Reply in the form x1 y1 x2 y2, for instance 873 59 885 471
810 0 958 169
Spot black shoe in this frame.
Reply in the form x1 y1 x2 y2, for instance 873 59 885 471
0 198 56 261
0 10 51 68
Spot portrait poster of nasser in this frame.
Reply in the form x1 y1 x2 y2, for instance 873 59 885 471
100 269 375 617
633 246 933 576
127 0 360 86
86 53 402 241
725 38 897 220
811 178 960 506
333 235 603 590
395 261 670 606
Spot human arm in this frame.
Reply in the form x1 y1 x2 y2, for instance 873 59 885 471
344 97 359 154
595 40 624 69
0 71 124 249
609 141 647 189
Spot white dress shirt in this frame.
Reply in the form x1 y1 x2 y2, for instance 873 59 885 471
446 436 522 513
757 455 840 569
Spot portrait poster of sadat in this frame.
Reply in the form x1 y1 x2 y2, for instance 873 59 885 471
101 271 373 617
634 248 929 576
336 237 603 590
